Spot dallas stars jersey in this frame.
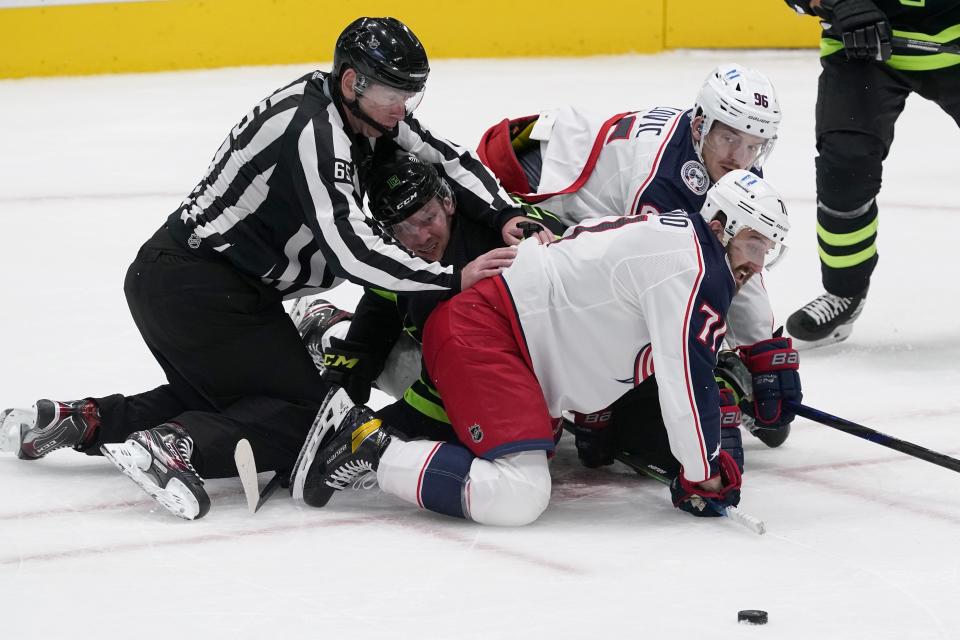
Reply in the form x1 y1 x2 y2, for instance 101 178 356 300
815 0 960 71
490 105 773 346
500 213 735 482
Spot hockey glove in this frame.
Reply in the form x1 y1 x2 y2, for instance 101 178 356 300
816 0 892 62
737 337 802 429
568 409 615 468
670 450 742 518
719 388 744 473
321 337 382 405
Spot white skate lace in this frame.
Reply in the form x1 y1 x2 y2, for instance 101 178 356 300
801 293 852 325
165 433 199 477
325 460 376 491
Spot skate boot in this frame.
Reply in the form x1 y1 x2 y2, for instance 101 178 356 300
290 297 353 370
291 386 393 508
1 399 101 459
101 423 210 520
290 386 356 502
786 289 867 348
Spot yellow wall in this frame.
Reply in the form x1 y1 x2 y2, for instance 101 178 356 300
666 0 820 49
1 0 819 79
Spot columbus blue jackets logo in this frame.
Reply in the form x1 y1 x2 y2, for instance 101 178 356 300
681 160 709 195
469 423 484 443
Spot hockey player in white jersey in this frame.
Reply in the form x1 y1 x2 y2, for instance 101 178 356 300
479 63 779 347
478 63 798 450
289 170 798 525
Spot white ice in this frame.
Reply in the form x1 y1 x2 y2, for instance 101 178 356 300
1 51 959 640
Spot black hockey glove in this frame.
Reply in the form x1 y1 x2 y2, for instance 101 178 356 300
567 409 615 468
321 337 382 405
816 0 892 62
670 450 742 518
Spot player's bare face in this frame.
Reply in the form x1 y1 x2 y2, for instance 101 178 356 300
391 198 453 262
726 229 774 290
701 122 768 182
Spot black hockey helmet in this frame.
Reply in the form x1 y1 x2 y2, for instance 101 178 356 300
333 17 430 93
368 154 448 227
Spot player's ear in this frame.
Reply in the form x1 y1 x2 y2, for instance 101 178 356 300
340 68 358 100
692 115 705 141
708 218 725 243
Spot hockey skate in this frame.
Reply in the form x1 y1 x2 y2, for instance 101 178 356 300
101 423 210 520
0 398 100 459
290 297 353 371
289 386 356 502
786 290 867 349
292 386 392 508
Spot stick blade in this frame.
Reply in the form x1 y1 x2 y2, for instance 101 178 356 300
234 439 259 514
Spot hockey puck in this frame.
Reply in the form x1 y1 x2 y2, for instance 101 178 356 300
738 610 768 625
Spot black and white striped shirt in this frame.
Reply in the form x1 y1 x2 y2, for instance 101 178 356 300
167 71 515 298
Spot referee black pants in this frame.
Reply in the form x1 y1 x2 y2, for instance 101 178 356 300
88 225 330 478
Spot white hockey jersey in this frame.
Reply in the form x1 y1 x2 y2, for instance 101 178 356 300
502 105 774 346
500 213 736 483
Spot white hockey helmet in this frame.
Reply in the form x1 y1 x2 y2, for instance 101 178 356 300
693 64 781 169
700 169 790 268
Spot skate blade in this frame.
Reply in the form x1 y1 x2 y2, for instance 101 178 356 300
791 323 854 351
234 439 260 513
290 387 354 502
0 408 36 454
101 442 203 520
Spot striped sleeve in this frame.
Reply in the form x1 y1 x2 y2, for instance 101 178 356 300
293 105 459 293
395 117 516 227
638 232 723 483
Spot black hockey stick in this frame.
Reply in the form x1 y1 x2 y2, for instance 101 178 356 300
788 401 960 474
891 36 960 55
613 449 766 535
559 421 764 533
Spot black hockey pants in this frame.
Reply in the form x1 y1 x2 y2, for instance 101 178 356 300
88 225 330 478
815 54 960 296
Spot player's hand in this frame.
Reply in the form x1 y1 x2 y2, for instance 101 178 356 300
737 337 802 429
501 215 553 246
670 451 742 518
460 246 517 289
815 0 892 61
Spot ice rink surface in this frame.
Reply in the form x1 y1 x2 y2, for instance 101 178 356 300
1 50 959 639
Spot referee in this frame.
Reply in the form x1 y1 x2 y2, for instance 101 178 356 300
4 17 529 519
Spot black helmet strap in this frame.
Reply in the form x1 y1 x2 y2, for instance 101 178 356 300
331 69 396 137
